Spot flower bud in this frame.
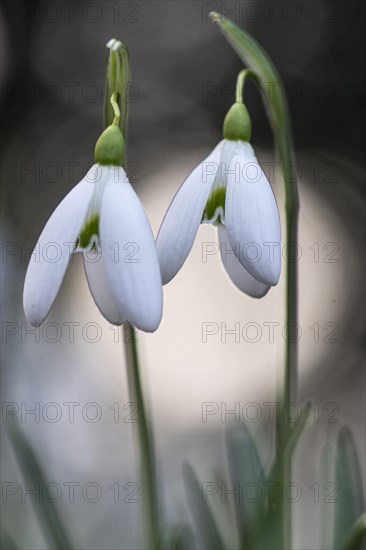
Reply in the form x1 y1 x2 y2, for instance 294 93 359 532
223 102 251 142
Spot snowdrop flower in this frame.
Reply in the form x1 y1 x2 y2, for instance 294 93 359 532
23 96 163 332
157 96 281 298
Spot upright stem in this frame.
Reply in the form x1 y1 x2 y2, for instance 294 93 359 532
280 130 299 409
279 128 299 549
123 324 160 549
203 13 303 548
105 37 158 549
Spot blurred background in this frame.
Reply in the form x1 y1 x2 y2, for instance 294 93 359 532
1 1 365 548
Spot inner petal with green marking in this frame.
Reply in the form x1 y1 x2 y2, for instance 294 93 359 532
202 139 238 226
78 213 100 249
202 186 226 225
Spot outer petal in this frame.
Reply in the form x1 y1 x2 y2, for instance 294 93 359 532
23 175 95 325
156 141 224 284
100 168 163 332
218 225 270 298
225 142 281 286
83 251 125 325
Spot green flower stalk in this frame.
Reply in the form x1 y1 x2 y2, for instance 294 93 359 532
209 12 300 549
95 93 125 166
103 39 161 549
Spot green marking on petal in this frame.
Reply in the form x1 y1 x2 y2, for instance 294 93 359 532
78 214 100 248
203 186 226 224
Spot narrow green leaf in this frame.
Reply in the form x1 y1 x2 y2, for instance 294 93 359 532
286 401 312 456
333 427 365 549
183 462 226 550
236 406 309 550
341 515 366 550
321 441 337 550
1 532 20 550
165 524 196 550
226 424 264 545
209 12 289 139
8 424 72 550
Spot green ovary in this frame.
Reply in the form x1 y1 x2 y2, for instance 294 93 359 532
78 214 100 248
203 186 226 224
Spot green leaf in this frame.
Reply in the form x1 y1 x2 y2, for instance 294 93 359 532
286 400 312 456
340 515 366 550
333 427 365 549
165 524 195 550
0 532 20 550
209 12 289 142
183 462 226 550
226 424 265 545
8 424 72 550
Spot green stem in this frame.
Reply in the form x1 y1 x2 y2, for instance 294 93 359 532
111 92 120 126
235 68 258 103
278 123 299 550
123 324 160 549
209 13 300 549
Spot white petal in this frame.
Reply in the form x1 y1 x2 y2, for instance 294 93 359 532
23 174 95 325
156 141 224 284
83 251 125 325
225 142 282 286
100 169 163 333
218 225 270 298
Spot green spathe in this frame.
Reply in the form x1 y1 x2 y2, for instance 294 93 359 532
223 102 251 142
94 124 125 166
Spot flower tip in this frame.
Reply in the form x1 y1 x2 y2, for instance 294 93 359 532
131 300 163 333
23 280 47 327
23 303 44 328
258 263 281 287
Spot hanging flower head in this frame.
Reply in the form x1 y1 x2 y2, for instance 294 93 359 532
156 70 281 298
23 45 163 332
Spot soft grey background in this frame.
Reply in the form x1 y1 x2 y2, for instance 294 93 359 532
1 1 365 549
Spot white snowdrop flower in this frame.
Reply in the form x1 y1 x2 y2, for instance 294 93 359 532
156 102 281 298
23 107 163 332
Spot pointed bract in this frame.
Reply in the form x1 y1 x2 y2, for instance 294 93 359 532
23 177 94 325
225 141 281 286
218 226 270 298
156 142 224 284
100 169 163 332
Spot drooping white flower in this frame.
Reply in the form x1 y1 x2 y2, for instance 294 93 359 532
23 163 163 332
156 114 281 298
